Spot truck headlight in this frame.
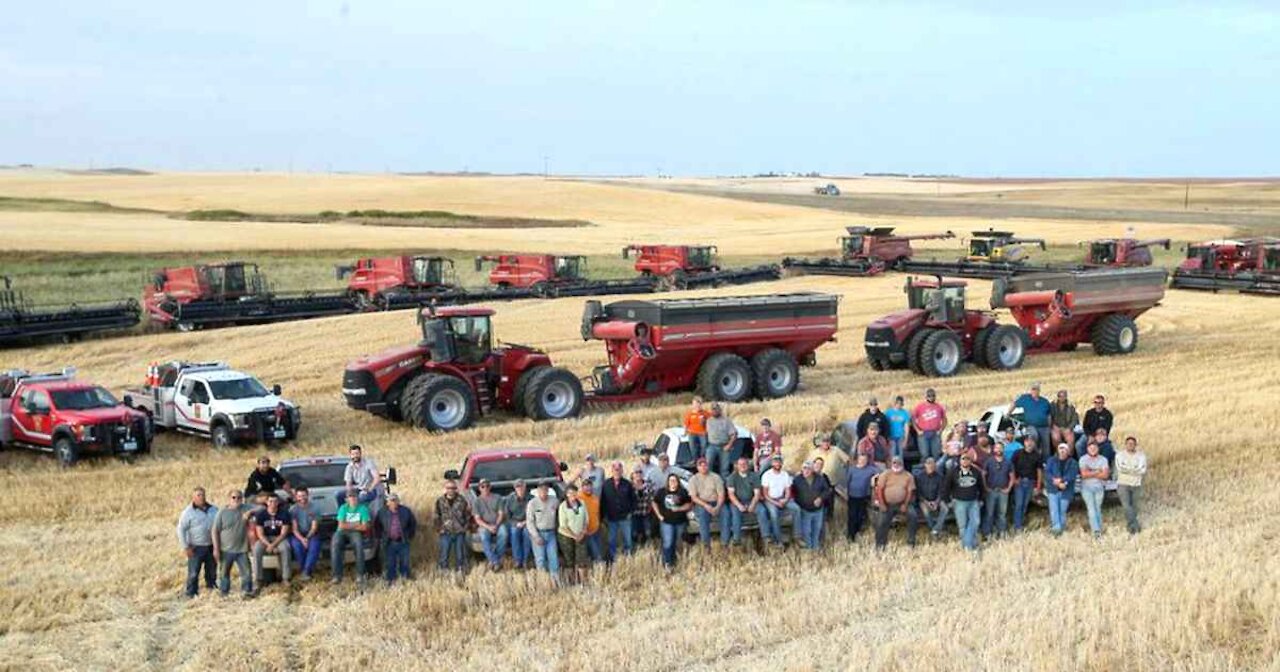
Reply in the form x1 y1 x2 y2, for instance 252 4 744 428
232 413 252 428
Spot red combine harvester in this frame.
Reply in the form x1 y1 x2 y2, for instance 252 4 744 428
145 262 356 331
474 254 656 298
1170 238 1280 296
863 268 1168 377
342 292 839 432
783 226 956 276
2 276 141 347
1082 238 1170 268
336 255 464 309
621 244 780 290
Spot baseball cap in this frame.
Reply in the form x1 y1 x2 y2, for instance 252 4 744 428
386 492 400 502
802 460 814 469
771 455 783 463
925 388 936 397
1030 382 1041 390
585 454 596 462
760 418 772 427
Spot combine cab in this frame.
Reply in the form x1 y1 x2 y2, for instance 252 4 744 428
474 254 656 298
896 229 1051 279
1 276 141 347
1083 238 1170 268
1170 238 1280 296
621 244 780 290
144 262 356 331
783 226 955 276
865 268 1168 377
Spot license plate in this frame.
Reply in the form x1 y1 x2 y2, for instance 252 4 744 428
122 440 138 452
272 428 287 439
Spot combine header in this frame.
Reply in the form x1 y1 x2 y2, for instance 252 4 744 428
145 262 356 331
621 244 780 290
1 276 141 347
897 229 1051 279
783 226 955 276
474 254 657 298
1170 238 1280 296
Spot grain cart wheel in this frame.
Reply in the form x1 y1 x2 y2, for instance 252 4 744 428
906 329 932 376
697 353 753 403
523 368 584 421
511 366 549 417
1091 314 1138 356
404 374 477 432
972 326 994 368
920 330 963 377
211 423 234 450
751 348 799 399
53 436 79 467
984 325 1027 371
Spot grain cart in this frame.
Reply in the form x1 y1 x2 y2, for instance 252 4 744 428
783 227 956 276
1 276 141 347
580 293 839 402
1171 238 1280 296
145 262 356 331
1082 238 1170 268
474 254 656 298
864 268 1168 377
621 244 780 290
898 229 1051 279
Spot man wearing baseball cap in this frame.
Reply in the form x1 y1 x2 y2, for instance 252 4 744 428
688 457 728 549
792 460 830 550
1010 384 1052 457
376 492 417 585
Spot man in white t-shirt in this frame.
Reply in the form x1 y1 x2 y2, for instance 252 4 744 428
343 444 382 504
758 455 800 547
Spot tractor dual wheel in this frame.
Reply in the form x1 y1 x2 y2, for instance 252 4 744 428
696 352 753 403
984 325 1027 371
511 366 549 417
522 367 584 421
751 348 799 399
404 374 478 432
972 326 994 368
920 329 964 377
1091 314 1139 356
906 329 932 376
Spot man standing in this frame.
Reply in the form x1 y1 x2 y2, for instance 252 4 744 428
176 486 218 598
288 487 323 580
688 457 728 549
472 478 507 571
343 444 382 504
601 462 637 561
683 397 710 460
1079 394 1115 455
577 479 604 563
1000 427 1023 462
433 480 469 573
377 492 416 584
251 494 292 590
1050 390 1080 452
873 456 918 548
503 480 534 569
856 422 892 468
944 454 985 551
913 458 948 539
885 396 912 460
211 488 251 598
1078 442 1110 538
1011 436 1042 531
753 418 782 474
792 461 830 550
647 452 674 492
705 403 737 478
1114 436 1148 534
759 455 800 547
575 454 606 494
1010 383 1052 456
911 389 947 463
856 397 891 440
981 445 1014 539
725 457 765 546
844 452 882 542
558 484 590 584
525 482 560 579
630 467 655 547
244 457 290 508
1044 444 1079 537
638 448 664 493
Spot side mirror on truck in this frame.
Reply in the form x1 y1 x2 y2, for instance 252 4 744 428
384 466 398 485
272 384 282 396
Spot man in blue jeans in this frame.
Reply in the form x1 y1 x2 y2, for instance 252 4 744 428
759 455 801 546
687 458 729 548
176 486 218 598
502 480 534 569
944 453 985 551
376 492 417 584
1010 383 1052 458
600 462 637 561
472 479 507 571
981 447 1014 538
911 388 947 463
525 482 560 580
792 461 830 550
432 481 469 573
1044 444 1079 536
287 487 324 580
1010 437 1043 531
725 457 767 544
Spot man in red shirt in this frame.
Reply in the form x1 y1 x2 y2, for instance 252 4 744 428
911 388 947 464
856 423 892 468
753 418 782 474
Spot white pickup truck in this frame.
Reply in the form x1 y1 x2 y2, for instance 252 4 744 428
123 361 301 448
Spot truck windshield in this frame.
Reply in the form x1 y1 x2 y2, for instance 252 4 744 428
471 457 557 484
50 387 119 410
281 464 348 490
208 377 270 400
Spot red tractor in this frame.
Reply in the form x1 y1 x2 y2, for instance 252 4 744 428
336 255 460 309
1082 238 1170 268
145 262 354 331
474 254 654 297
621 244 779 289
783 226 955 276
342 306 583 432
864 268 1168 377
1171 238 1280 295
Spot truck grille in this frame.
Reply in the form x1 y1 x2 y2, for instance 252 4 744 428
342 369 380 409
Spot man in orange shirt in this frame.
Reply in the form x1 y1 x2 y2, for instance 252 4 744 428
578 479 604 564
683 397 710 461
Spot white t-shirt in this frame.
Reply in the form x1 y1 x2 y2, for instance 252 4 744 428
344 457 379 491
760 469 794 500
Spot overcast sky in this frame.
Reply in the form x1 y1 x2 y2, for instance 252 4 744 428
3 2 1277 176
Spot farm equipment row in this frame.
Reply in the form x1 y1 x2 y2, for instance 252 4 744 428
1 276 142 347
1169 237 1280 296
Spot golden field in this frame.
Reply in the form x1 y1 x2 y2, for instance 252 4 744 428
0 173 1278 671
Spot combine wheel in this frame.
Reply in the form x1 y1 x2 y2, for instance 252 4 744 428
751 348 799 399
670 270 688 291
511 366 549 417
1091 314 1138 356
972 326 994 368
984 325 1027 371
404 374 478 432
54 436 79 467
920 330 963 377
523 368 584 421
696 353 753 403
906 329 932 376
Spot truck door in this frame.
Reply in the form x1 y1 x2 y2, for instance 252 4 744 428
175 379 212 430
12 389 52 443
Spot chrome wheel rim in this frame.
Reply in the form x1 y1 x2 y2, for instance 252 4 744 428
997 332 1024 367
540 380 577 418
430 389 468 428
935 339 960 374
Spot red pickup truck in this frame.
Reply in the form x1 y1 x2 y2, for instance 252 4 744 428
445 447 569 553
0 368 151 465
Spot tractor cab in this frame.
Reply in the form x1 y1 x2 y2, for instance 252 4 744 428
410 256 455 286
686 246 716 269
419 307 494 365
906 277 968 324
554 255 587 281
1264 245 1280 272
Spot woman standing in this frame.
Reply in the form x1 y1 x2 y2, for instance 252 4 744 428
652 474 693 570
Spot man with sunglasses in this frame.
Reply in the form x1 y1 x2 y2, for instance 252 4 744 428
1079 395 1114 455
211 488 253 598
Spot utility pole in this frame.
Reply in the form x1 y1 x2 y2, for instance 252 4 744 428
1184 183 1190 210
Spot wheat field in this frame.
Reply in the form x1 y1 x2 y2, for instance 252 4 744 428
0 174 1278 671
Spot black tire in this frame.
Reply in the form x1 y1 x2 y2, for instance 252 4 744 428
906 329 932 376
867 356 888 371
1091 314 1138 356
511 366 548 418
920 329 963 377
54 436 79 467
751 348 799 398
522 367 584 421
403 374 478 432
972 326 994 368
211 423 234 450
984 325 1028 371
696 352 753 402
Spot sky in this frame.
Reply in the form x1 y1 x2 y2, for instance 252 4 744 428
2 1 1277 177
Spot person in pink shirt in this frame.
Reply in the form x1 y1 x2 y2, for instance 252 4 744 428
911 388 947 463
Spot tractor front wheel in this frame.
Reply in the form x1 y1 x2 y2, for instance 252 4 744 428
404 374 478 432
1091 314 1138 356
920 329 963 377
696 353 753 403
523 368 584 421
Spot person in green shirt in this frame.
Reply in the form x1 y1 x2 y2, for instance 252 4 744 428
331 489 371 587
725 457 767 545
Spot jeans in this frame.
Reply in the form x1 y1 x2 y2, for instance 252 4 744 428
874 502 918 547
435 532 465 572
1117 484 1142 532
1047 490 1071 532
506 523 532 567
630 513 653 546
1033 426 1052 455
530 529 560 574
688 433 706 460
953 499 981 550
1081 488 1105 533
217 550 252 595
288 536 324 576
761 500 800 544
919 500 949 533
693 506 729 546
606 518 633 559
797 509 824 549
982 490 1010 537
919 431 942 462
705 442 728 477
383 539 411 581
846 496 870 540
659 522 685 567
332 530 368 579
727 505 768 543
1013 479 1036 530
480 526 508 567
252 539 291 586
185 545 215 596
891 436 907 460
724 442 744 480
585 529 604 562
